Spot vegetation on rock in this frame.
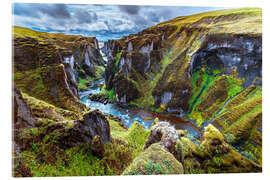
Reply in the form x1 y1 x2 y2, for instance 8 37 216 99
122 143 184 175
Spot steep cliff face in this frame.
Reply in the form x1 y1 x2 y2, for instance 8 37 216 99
103 8 262 164
103 8 262 113
13 26 105 112
103 25 176 105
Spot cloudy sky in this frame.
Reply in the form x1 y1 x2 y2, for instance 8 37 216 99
12 3 226 41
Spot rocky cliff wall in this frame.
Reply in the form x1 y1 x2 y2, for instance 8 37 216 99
102 8 262 115
13 26 105 112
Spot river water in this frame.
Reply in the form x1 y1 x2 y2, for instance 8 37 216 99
79 42 201 140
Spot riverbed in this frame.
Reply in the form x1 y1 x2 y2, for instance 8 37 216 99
80 78 201 140
79 42 201 140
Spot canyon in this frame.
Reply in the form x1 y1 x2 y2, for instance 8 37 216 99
12 8 262 176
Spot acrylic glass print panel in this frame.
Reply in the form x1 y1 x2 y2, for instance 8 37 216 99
12 2 262 177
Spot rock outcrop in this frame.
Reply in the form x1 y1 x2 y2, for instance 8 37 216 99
79 109 111 144
144 122 182 163
15 109 111 151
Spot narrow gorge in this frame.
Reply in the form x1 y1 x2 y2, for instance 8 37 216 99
12 7 262 176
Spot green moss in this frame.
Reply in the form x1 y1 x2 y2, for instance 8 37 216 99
95 65 105 79
190 111 204 128
108 120 127 133
213 88 262 134
227 75 244 97
15 119 151 177
189 68 220 125
224 133 236 144
189 68 215 113
150 107 163 113
109 120 151 158
127 52 174 110
122 143 184 175
180 125 261 173
131 160 166 175
78 77 88 90
184 159 204 174
18 137 134 177
189 68 246 126
22 92 81 122
14 64 87 113
14 67 45 95
114 50 123 68
124 122 150 157
100 87 115 100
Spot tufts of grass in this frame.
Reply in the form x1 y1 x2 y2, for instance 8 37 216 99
99 86 115 100
95 65 105 79
78 77 88 90
18 138 134 177
114 50 123 68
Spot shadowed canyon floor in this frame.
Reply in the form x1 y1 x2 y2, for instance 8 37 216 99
12 8 262 177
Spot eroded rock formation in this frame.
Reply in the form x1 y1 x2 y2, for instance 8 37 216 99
13 26 105 112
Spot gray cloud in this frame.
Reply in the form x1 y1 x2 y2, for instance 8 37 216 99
39 4 70 19
118 5 140 15
13 3 70 19
73 9 98 24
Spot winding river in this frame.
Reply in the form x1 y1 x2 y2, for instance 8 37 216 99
79 42 201 140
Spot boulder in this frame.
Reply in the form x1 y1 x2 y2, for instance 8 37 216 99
80 109 111 143
122 143 184 175
144 122 183 163
53 109 111 149
145 121 179 151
